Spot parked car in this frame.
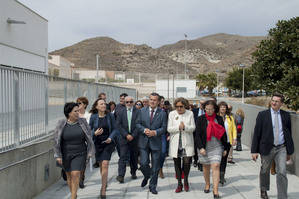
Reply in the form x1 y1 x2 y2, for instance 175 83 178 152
247 90 258 97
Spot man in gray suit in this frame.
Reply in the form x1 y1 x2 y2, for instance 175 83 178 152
136 92 167 195
116 96 140 183
251 93 294 199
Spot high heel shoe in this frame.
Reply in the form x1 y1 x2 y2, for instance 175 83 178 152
184 183 189 192
204 184 210 193
213 192 221 198
175 184 183 193
100 188 106 199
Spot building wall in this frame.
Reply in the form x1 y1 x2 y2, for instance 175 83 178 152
76 70 106 80
48 55 73 79
0 0 48 73
156 79 197 99
0 137 61 199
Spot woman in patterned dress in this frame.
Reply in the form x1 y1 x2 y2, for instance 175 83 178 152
194 100 229 198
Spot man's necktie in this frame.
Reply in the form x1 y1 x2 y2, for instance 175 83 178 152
127 109 132 133
274 111 279 146
150 109 154 123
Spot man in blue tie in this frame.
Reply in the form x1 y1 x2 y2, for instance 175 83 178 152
116 96 140 183
136 93 167 195
251 93 294 199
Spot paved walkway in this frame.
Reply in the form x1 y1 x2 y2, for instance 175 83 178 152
34 145 299 199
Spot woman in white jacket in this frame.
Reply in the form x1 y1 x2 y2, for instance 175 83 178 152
168 97 195 193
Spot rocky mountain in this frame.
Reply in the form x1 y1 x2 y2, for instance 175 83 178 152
50 33 265 76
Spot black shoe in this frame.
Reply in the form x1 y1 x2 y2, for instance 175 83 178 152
116 175 124 183
100 194 106 199
141 178 148 187
228 160 235 164
131 174 137 179
214 193 221 198
79 180 85 189
150 188 158 194
93 162 99 168
198 163 203 171
219 172 226 185
193 161 197 167
204 189 210 193
260 190 269 199
204 184 210 193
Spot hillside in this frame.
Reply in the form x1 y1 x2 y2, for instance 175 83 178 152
50 33 266 76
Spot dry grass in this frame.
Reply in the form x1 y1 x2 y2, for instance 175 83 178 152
245 96 294 112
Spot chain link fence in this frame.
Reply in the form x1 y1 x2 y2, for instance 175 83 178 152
0 65 136 152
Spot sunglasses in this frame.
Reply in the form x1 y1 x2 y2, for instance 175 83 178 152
78 102 83 105
136 103 142 106
126 101 134 104
175 105 184 108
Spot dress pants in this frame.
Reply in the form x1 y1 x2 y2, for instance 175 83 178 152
118 139 138 177
220 143 231 173
160 134 167 168
140 147 161 190
260 145 287 199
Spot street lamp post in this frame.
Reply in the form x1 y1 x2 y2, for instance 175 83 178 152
216 69 219 101
96 54 99 83
184 34 187 79
240 64 245 103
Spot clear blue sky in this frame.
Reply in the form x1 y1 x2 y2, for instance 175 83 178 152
19 0 299 51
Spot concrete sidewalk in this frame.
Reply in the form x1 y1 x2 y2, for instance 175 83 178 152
34 145 299 199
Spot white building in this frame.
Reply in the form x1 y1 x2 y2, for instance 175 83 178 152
156 79 197 99
0 0 48 73
48 55 73 79
76 70 106 81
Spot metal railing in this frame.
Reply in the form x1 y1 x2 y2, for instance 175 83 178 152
0 65 136 152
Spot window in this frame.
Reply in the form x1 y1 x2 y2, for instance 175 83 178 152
176 87 187 93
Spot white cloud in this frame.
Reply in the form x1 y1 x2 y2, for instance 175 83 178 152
19 0 299 51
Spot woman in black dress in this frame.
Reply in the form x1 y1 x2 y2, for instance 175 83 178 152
54 102 94 199
89 98 119 199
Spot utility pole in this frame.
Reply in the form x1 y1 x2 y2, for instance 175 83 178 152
240 64 245 103
96 54 99 83
184 33 188 79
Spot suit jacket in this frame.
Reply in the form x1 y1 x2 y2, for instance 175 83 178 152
53 118 95 159
89 112 119 143
194 114 229 151
116 107 140 145
136 106 167 150
251 109 294 155
114 103 126 119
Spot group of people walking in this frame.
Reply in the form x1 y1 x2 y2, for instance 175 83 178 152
53 91 293 199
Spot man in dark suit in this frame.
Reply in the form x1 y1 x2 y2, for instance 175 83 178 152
192 100 205 171
116 96 140 183
251 93 294 199
136 92 167 195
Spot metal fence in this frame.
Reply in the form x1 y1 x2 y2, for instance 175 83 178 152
0 65 136 152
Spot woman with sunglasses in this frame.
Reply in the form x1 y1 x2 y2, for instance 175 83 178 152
134 100 144 110
167 97 195 193
76 97 91 188
76 97 91 124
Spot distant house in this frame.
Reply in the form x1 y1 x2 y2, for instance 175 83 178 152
0 0 48 73
48 55 73 79
156 79 197 99
75 70 106 82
